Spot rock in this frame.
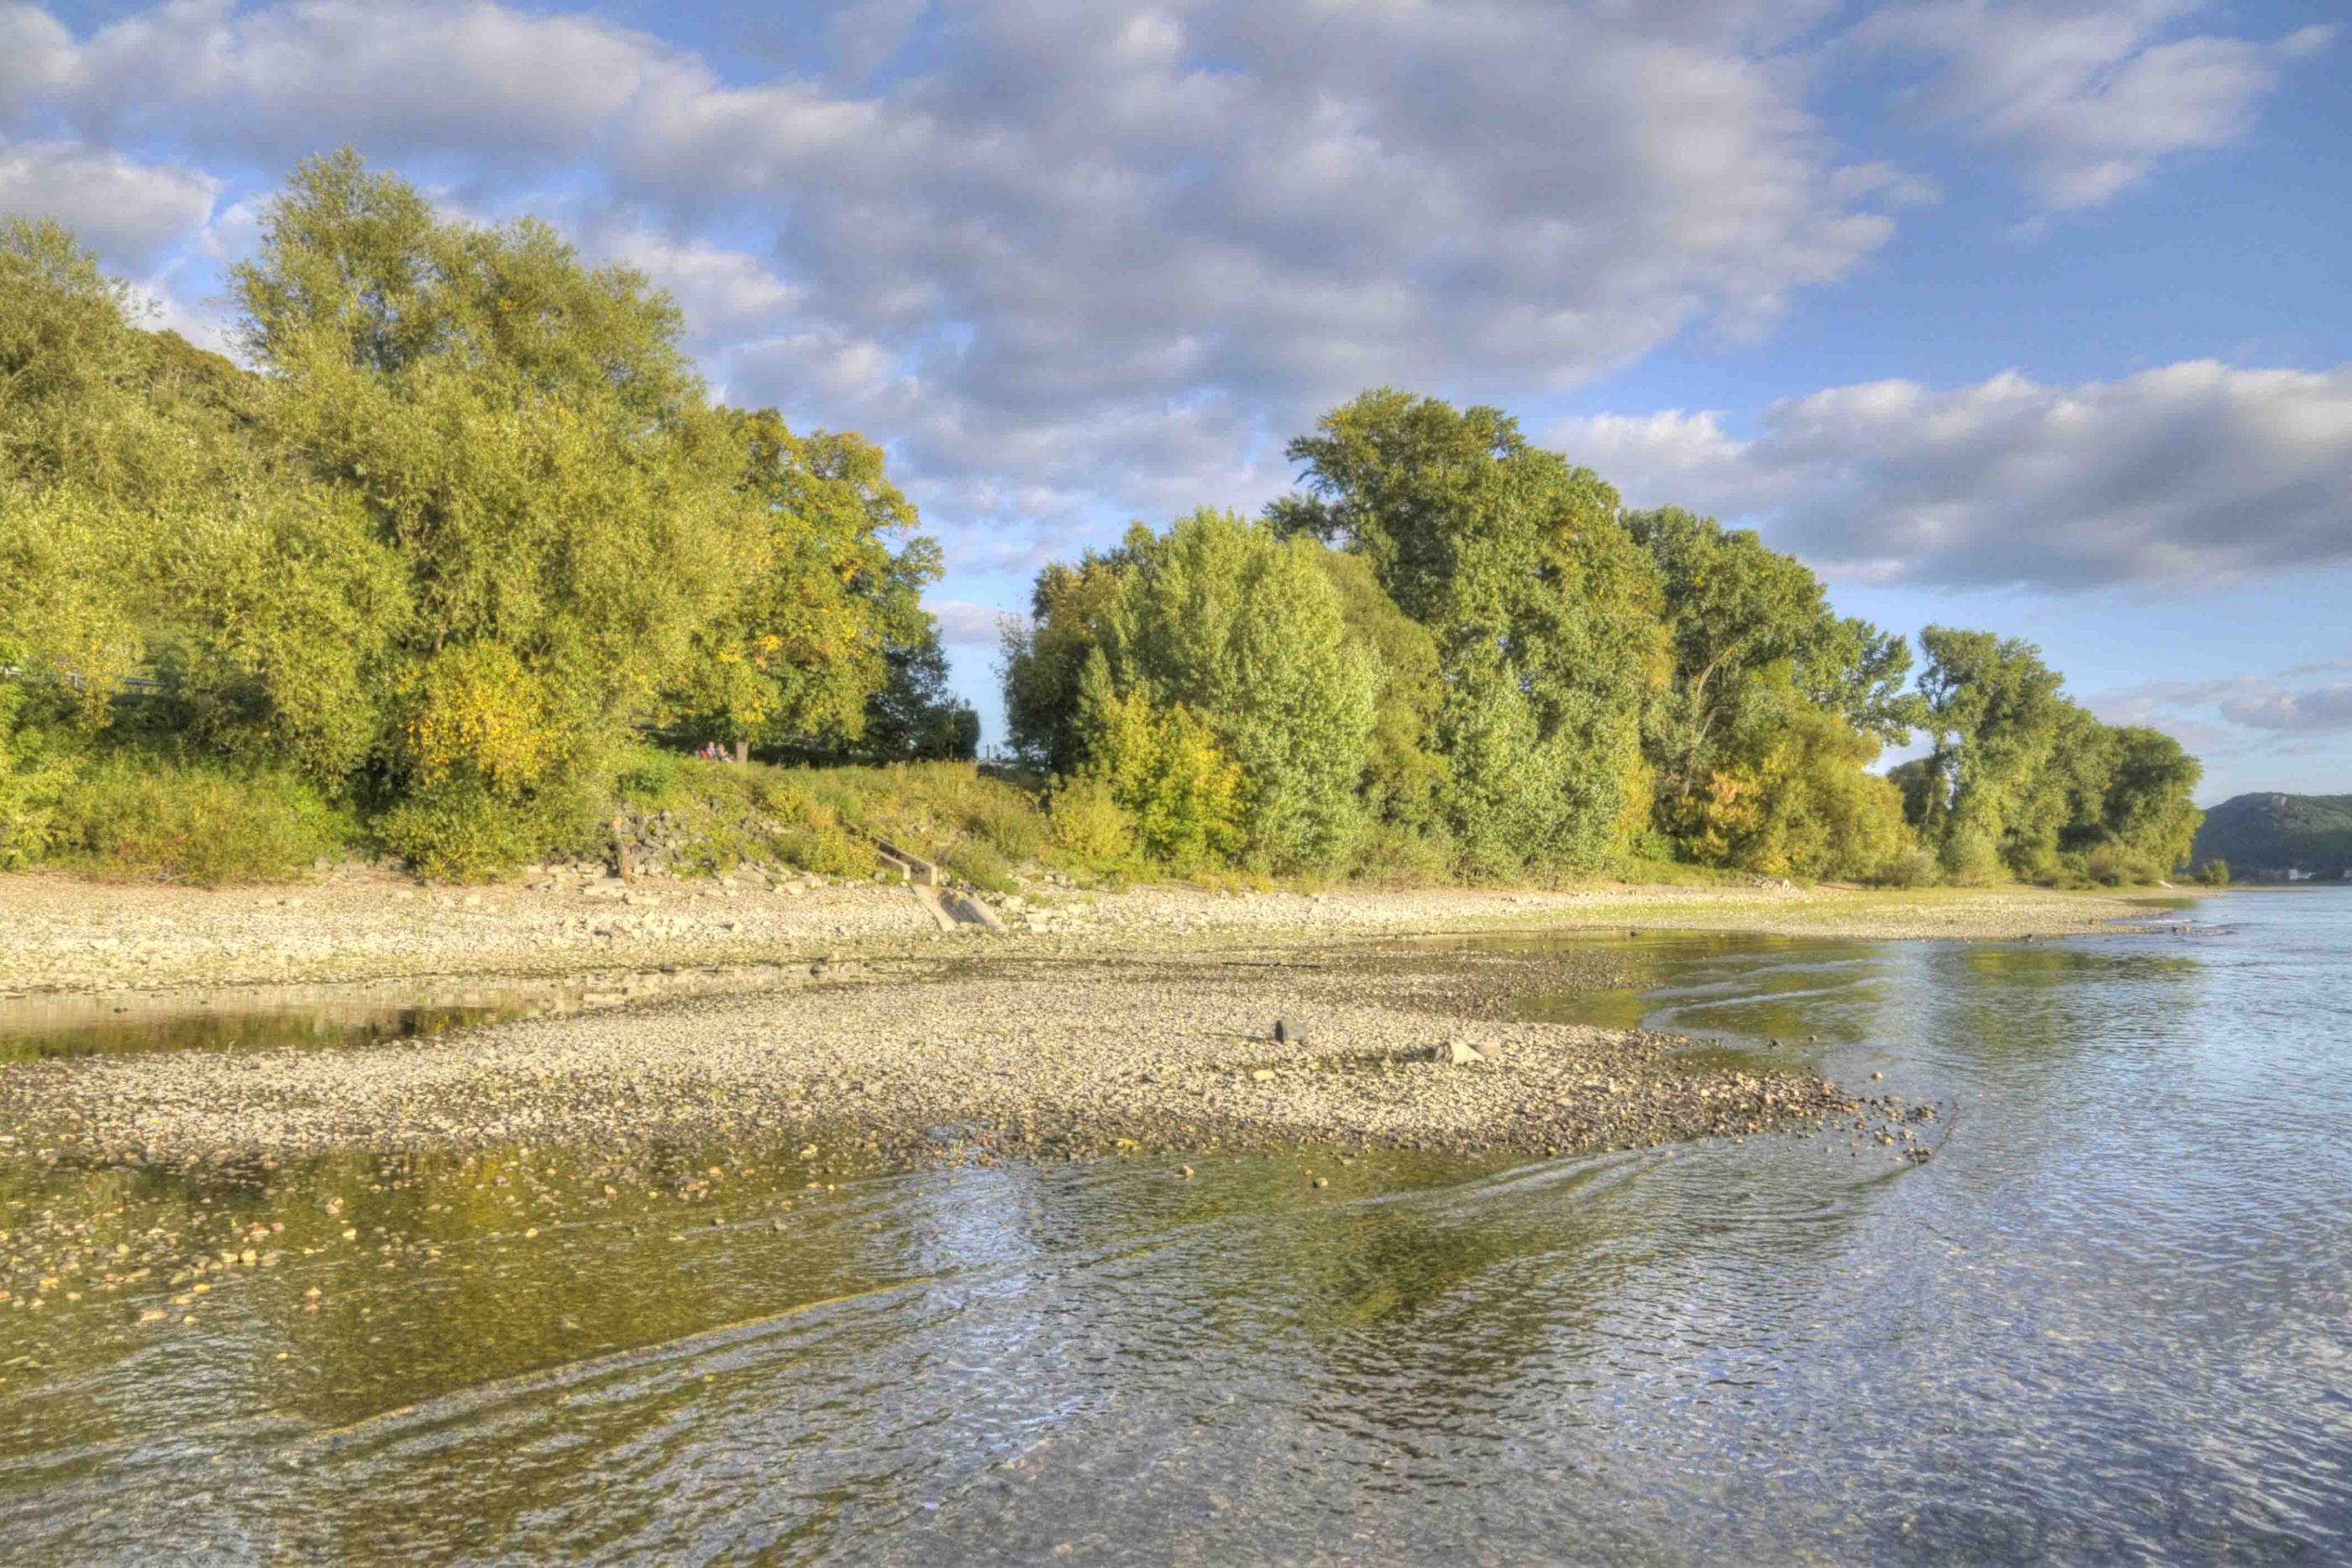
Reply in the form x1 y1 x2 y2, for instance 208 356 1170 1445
1436 1041 1489 1065
1273 1018 1299 1046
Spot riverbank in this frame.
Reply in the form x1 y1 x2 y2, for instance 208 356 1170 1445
0 943 1908 1172
0 873 2151 1175
0 867 2166 997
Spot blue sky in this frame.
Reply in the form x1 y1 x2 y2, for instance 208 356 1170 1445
5 0 2348 800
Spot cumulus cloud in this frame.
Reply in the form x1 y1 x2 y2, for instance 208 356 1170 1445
2217 684 2352 737
55 2 686 163
1856 1 2334 208
2088 671 2352 770
0 139 217 266
1557 361 2352 591
1 0 1922 543
572 218 797 349
1 0 2327 587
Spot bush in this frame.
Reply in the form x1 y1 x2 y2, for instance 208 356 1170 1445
2082 844 2161 887
373 771 606 882
1345 820 1456 886
54 757 350 884
2198 858 2229 887
0 717 73 872
1046 775 1140 879
1941 827 2003 887
1873 847 1941 889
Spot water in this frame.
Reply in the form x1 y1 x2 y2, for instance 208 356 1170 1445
2 891 2348 1563
0 962 819 1063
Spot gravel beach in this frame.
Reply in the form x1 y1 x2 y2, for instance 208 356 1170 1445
0 871 2145 1171
1 945 1909 1170
0 866 2163 995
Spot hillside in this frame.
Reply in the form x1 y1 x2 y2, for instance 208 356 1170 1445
2192 794 2352 878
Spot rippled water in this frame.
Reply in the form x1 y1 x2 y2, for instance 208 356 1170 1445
3 891 2348 1563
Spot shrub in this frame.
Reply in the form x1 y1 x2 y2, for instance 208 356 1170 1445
375 775 603 883
2198 858 2229 887
1941 826 2003 887
55 757 349 884
1046 775 1140 878
2082 844 2161 887
1873 847 1941 889
1345 820 1456 886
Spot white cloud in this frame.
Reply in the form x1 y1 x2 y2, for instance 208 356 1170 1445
2218 683 2352 737
574 219 798 348
1557 361 2352 591
2 0 1922 548
0 139 217 266
61 1 685 162
1857 2 2334 208
927 599 1026 648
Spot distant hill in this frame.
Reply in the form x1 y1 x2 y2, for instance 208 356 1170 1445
2192 794 2352 879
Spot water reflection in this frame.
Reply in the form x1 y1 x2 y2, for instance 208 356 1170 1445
0 963 818 1062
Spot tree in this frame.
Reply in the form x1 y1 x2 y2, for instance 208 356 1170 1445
1004 552 1130 776
228 151 743 852
2101 726 2203 874
1274 390 1665 873
669 413 940 757
1622 506 1924 872
1911 627 2069 877
1003 510 1389 872
860 638 980 762
1906 627 2197 885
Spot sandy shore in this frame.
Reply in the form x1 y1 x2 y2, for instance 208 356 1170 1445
0 867 2169 997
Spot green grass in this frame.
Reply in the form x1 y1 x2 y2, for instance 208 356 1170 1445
788 762 1048 893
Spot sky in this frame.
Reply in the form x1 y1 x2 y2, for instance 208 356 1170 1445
3 0 2347 803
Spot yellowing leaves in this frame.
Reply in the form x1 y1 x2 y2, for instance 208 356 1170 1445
402 644 556 797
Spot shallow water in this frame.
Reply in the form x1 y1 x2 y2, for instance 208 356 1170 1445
0 963 813 1062
2 891 2348 1563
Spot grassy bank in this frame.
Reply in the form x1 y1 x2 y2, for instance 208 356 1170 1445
3 744 2197 901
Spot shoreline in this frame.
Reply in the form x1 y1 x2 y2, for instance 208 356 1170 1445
0 873 2165 1173
0 867 2176 999
0 944 1912 1171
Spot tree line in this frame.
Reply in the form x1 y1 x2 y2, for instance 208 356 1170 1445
3 152 2199 886
1005 391 2202 886
1 151 974 878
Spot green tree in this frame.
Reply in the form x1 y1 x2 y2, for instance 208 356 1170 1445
1273 390 1665 872
1005 510 1383 873
669 413 939 756
228 150 745 858
1004 553 1130 776
1622 506 1923 871
2100 726 2203 874
1910 627 2069 878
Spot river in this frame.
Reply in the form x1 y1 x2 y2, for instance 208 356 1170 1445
1 890 2345 1562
